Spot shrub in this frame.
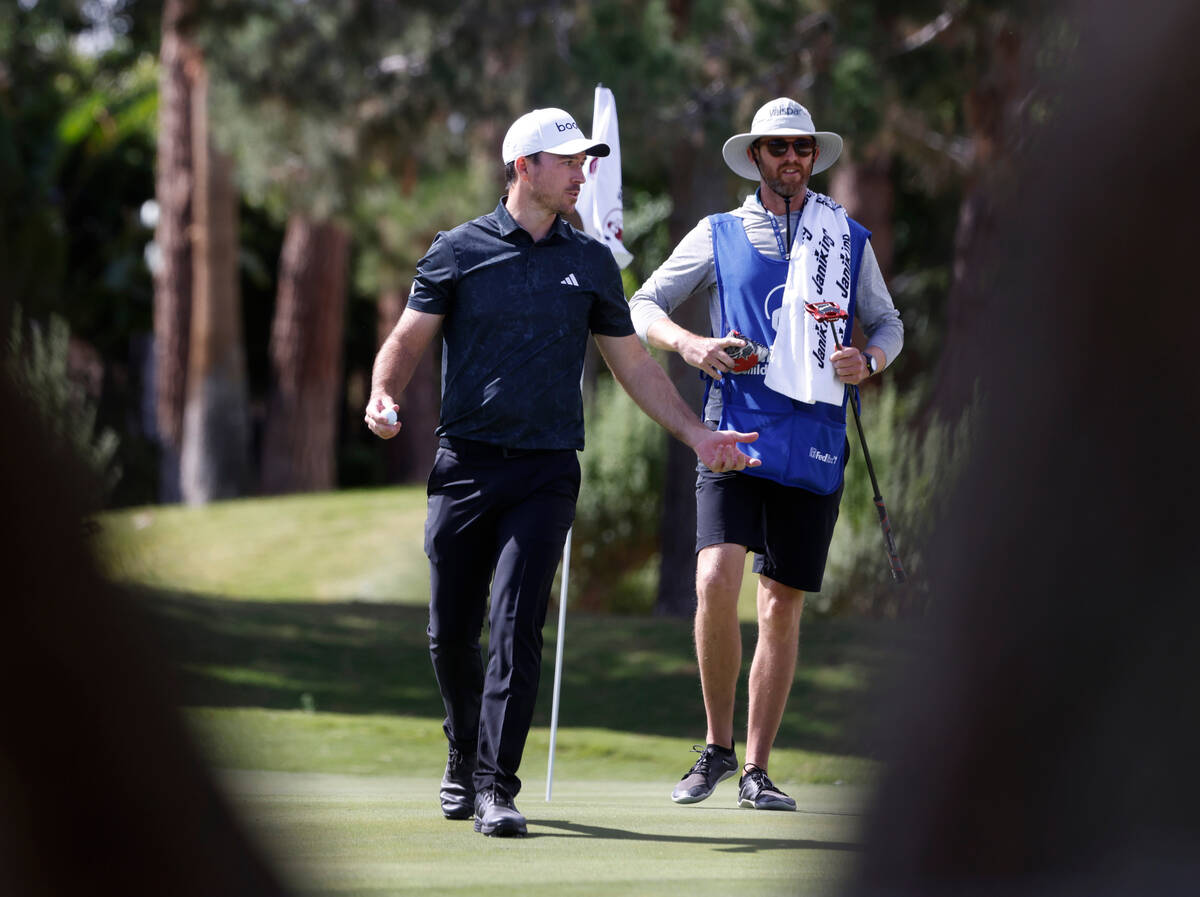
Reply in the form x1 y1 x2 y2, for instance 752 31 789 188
569 373 667 613
6 307 121 505
820 381 979 617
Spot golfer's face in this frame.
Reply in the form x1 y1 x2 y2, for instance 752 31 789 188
753 136 819 198
526 152 587 216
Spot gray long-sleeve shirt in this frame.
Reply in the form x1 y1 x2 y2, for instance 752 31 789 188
630 191 904 420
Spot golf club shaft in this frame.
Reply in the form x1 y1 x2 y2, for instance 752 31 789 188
827 322 905 584
850 387 906 584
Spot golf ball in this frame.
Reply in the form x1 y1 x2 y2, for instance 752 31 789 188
384 408 398 426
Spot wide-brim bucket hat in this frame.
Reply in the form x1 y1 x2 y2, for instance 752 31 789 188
722 98 843 179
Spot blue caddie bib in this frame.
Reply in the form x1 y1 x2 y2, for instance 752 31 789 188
709 212 868 493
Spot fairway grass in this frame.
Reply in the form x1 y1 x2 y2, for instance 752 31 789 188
195 710 874 895
96 487 431 603
189 708 877 787
223 771 868 897
95 486 771 618
96 486 901 894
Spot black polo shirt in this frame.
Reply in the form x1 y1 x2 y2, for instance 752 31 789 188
408 197 634 450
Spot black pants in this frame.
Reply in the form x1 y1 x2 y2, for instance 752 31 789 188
424 437 579 799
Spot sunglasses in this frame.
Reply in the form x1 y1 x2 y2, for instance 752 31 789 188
759 138 817 158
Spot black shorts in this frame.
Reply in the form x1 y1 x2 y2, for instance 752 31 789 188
695 468 845 593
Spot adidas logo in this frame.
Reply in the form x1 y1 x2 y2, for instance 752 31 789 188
560 273 580 286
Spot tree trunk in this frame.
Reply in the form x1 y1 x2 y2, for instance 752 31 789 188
830 148 895 279
260 214 350 494
830 146 896 356
653 134 726 618
377 287 440 483
152 0 197 502
926 17 1024 424
179 58 251 504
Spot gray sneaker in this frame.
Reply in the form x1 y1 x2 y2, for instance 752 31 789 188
671 743 738 804
737 766 796 811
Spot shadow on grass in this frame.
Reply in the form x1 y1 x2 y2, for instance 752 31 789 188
135 587 909 757
527 819 862 852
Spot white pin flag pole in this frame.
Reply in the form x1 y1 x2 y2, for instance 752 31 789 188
545 525 572 801
546 84 630 802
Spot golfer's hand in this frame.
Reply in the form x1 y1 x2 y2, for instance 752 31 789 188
679 333 747 380
364 394 401 439
831 347 870 385
695 429 761 472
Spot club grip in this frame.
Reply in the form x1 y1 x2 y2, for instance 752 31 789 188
875 498 906 584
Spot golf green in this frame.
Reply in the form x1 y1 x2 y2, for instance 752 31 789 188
221 772 869 896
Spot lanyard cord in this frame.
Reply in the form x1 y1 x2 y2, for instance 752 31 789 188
767 206 789 260
766 193 799 261
784 194 792 259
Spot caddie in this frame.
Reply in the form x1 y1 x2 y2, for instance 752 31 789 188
628 97 904 811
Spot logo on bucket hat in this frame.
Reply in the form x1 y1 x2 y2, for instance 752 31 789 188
502 108 610 163
765 99 805 118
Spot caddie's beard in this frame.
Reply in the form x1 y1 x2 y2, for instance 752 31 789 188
761 171 807 202
755 155 808 202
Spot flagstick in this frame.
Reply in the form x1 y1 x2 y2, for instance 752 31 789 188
545 526 572 801
547 82 628 802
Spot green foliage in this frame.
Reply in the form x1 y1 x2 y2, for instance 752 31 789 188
620 189 675 283
571 373 668 613
6 308 121 502
199 0 518 222
353 155 498 296
821 380 979 616
830 46 885 138
4 0 1065 552
0 4 158 353
0 5 158 505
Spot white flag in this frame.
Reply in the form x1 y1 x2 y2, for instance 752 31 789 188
577 85 633 269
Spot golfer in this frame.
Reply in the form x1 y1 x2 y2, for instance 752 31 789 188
628 98 904 810
365 107 760 837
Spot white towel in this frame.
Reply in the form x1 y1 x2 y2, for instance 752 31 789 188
576 85 634 269
763 192 853 405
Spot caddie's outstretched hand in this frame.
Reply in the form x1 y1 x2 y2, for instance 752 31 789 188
696 429 761 472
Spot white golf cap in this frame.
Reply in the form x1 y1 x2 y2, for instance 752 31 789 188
722 97 843 179
502 107 611 164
